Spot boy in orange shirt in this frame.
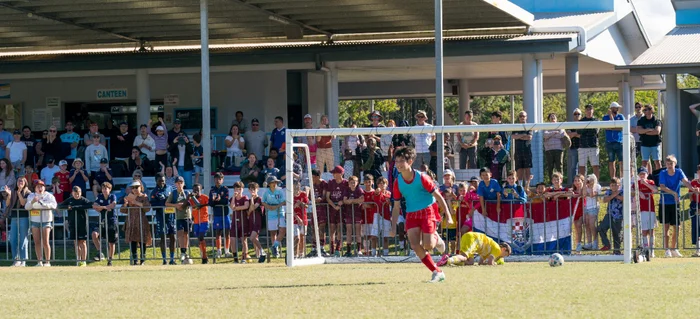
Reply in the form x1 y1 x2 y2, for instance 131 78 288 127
189 183 210 264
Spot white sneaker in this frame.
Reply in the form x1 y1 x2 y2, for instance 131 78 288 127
34 262 43 267
665 249 672 258
581 243 591 250
20 261 26 267
215 250 222 259
180 253 186 262
435 233 446 254
11 261 21 267
693 249 700 257
672 249 683 257
43 262 51 267
408 250 416 257
651 251 656 258
576 243 582 252
428 270 445 283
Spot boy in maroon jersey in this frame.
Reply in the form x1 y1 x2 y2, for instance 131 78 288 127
343 176 365 257
309 169 329 257
246 182 266 263
230 182 249 263
325 166 347 257
293 181 309 258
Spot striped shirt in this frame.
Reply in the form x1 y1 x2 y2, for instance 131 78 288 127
148 130 169 151
414 123 434 153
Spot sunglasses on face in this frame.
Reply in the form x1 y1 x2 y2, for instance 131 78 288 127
573 113 581 116
416 115 425 119
643 109 651 112
49 130 56 132
635 106 642 109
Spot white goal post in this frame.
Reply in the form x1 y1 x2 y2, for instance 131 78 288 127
283 121 633 267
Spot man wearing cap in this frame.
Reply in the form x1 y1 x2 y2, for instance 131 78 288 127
637 104 662 172
60 121 81 166
40 157 59 186
111 121 135 163
578 104 600 179
82 121 106 147
603 102 625 179
413 110 435 170
166 175 193 263
231 111 249 134
7 129 27 175
167 118 188 147
245 118 268 162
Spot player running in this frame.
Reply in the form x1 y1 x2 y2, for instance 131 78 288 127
437 232 511 266
390 147 452 283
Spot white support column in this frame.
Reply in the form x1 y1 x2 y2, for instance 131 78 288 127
522 54 544 183
434 0 445 178
200 0 212 192
136 69 150 127
324 63 340 167
619 78 631 117
664 74 680 158
458 79 470 115
565 55 579 184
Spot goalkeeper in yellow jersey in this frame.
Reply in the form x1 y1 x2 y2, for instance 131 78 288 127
437 232 511 266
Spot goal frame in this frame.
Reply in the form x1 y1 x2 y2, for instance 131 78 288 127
284 120 632 267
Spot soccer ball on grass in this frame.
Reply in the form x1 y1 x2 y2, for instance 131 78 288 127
549 253 564 267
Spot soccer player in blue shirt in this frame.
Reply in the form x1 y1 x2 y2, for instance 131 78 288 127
151 173 176 265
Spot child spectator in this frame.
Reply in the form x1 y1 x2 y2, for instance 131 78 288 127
570 174 585 253
635 167 657 257
151 173 176 265
691 165 700 257
69 158 89 193
230 181 250 263
247 182 266 263
209 172 231 258
343 175 365 257
477 167 501 217
147 118 169 168
261 158 281 187
56 160 71 196
583 174 601 250
91 182 118 266
51 176 64 203
90 158 113 199
459 179 479 237
262 176 286 258
25 164 39 190
599 177 624 254
371 177 392 256
545 172 569 201
293 181 309 258
189 183 209 264
160 161 179 189
58 186 93 267
325 166 347 256
502 170 527 204
488 135 510 183
309 169 328 257
165 176 192 264
192 133 204 185
362 175 376 256
528 182 547 204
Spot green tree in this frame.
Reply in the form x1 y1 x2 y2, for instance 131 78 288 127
338 99 401 127
678 74 700 89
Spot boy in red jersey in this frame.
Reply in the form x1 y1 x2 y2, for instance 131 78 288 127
325 166 347 256
343 176 365 257
390 147 451 283
634 167 658 257
246 182 266 263
56 160 71 196
189 183 210 264
362 175 376 256
230 181 249 263
293 181 309 258
372 177 392 256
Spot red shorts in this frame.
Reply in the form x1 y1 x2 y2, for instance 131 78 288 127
315 203 329 225
328 205 341 224
405 203 438 234
246 212 262 236
231 213 246 238
343 205 364 224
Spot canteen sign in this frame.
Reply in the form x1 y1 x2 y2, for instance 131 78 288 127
96 88 128 100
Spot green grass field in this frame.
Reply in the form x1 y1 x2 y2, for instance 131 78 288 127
1 258 698 318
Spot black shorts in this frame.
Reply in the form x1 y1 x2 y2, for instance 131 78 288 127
177 219 192 233
658 204 679 225
515 149 533 169
92 221 119 244
446 228 457 241
70 219 89 240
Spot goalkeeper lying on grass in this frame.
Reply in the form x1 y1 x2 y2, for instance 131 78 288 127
437 232 511 266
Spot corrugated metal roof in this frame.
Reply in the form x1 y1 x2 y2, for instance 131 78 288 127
532 12 616 30
0 32 575 60
627 26 700 67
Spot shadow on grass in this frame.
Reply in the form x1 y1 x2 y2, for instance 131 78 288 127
210 282 386 290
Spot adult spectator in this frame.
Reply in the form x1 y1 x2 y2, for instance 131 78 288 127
120 180 152 265
167 119 187 147
3 176 31 266
317 115 335 173
630 102 643 157
511 111 533 184
429 133 453 174
60 121 81 166
21 126 37 168
688 102 700 163
40 157 59 186
578 104 600 179
82 121 106 147
133 124 156 162
543 113 566 183
637 104 662 172
0 158 15 190
147 118 169 168
240 153 261 185
169 132 194 188
366 111 385 146
413 110 435 170
380 119 395 158
26 179 57 267
486 111 509 150
85 134 109 177
390 120 415 187
297 114 317 168
231 111 249 134
126 147 151 176
42 125 64 162
0 119 13 159
457 110 479 169
7 129 27 176
223 124 245 172
111 121 135 163
246 118 268 163
359 138 384 181
603 102 625 179
342 122 364 177
270 116 286 155
658 155 692 258
35 130 48 169
566 108 582 182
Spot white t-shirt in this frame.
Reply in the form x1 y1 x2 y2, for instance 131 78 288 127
133 135 156 161
225 136 245 157
6 140 27 163
585 184 601 209
40 165 60 186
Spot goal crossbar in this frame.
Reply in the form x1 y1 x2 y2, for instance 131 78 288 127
283 120 633 266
